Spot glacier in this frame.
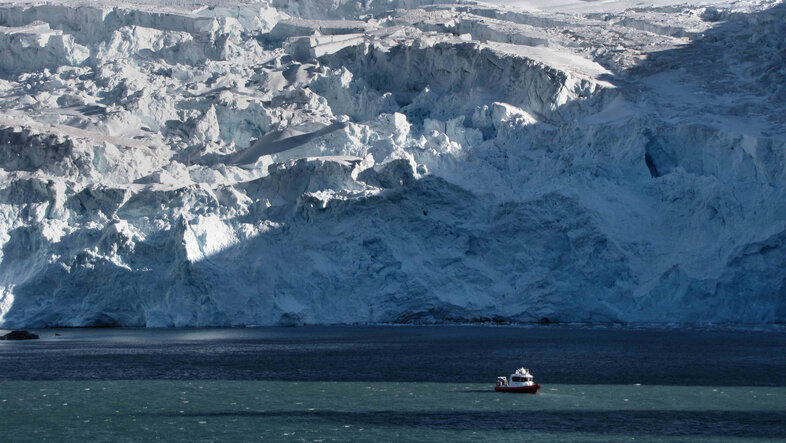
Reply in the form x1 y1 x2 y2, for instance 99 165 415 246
0 0 784 327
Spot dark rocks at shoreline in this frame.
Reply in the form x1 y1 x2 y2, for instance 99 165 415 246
0 330 40 340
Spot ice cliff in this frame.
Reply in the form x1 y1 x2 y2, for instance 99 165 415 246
0 0 784 327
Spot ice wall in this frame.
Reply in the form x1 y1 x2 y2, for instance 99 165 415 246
0 0 784 327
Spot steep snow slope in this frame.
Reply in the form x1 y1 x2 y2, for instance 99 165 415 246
0 0 784 327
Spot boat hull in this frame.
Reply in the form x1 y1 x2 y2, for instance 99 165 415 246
494 384 540 394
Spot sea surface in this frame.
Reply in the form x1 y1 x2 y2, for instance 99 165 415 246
0 326 784 442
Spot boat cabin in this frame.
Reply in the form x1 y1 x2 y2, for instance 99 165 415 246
496 367 535 387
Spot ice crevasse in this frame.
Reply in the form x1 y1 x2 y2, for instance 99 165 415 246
0 0 784 327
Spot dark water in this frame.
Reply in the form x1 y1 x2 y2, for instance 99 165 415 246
0 326 784 442
0 326 784 385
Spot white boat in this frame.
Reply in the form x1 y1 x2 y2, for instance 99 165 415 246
495 367 541 394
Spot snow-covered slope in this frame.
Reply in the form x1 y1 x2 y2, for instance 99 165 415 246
0 0 784 327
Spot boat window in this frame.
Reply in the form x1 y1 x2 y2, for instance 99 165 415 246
512 377 520 382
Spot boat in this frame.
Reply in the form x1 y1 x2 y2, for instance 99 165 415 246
495 367 540 393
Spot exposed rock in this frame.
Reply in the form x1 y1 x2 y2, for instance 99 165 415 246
0 330 40 340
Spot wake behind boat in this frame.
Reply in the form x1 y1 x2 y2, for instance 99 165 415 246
495 367 540 394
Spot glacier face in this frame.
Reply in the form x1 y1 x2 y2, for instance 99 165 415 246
0 0 784 327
